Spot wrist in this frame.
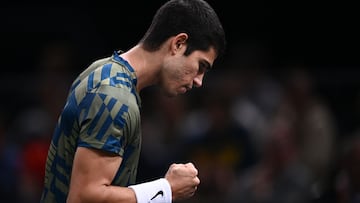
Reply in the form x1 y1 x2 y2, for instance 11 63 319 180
128 178 172 203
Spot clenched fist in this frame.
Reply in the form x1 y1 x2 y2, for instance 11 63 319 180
165 162 200 201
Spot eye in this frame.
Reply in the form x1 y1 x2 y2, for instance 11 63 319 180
198 61 210 74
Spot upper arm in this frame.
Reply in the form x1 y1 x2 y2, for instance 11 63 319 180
67 147 122 202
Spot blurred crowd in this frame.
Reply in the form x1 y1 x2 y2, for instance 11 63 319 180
1 40 360 203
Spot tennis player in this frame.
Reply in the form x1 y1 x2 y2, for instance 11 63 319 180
40 0 226 202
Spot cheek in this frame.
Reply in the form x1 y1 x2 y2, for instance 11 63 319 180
175 68 196 84
170 65 192 82
184 67 198 80
164 57 197 83
181 61 198 78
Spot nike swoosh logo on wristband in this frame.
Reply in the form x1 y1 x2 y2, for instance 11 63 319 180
150 190 164 200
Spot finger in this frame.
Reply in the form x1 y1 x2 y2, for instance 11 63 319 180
185 163 198 176
190 186 198 196
193 176 200 186
185 162 195 168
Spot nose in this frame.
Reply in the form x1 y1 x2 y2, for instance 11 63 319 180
193 74 204 88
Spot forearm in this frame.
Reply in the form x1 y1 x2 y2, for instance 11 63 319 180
67 184 137 203
68 179 172 203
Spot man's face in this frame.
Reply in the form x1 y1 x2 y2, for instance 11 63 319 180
159 46 217 97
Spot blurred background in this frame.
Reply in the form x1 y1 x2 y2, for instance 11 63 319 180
1 0 360 202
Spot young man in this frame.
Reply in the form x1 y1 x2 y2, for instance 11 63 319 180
40 0 226 202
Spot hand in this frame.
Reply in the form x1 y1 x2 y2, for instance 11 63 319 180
165 162 200 201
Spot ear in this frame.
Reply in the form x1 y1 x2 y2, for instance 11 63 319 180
171 33 188 54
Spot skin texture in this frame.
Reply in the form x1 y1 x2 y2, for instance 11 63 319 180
66 33 216 203
158 34 214 97
123 33 216 96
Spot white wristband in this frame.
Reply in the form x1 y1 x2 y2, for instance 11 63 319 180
128 178 172 203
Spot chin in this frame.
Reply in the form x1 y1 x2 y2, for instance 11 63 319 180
161 89 178 97
160 85 187 97
166 92 179 98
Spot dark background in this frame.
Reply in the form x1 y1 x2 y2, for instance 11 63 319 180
1 1 360 202
2 0 359 69
1 0 359 133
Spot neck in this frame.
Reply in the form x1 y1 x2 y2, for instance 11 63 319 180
120 45 162 92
